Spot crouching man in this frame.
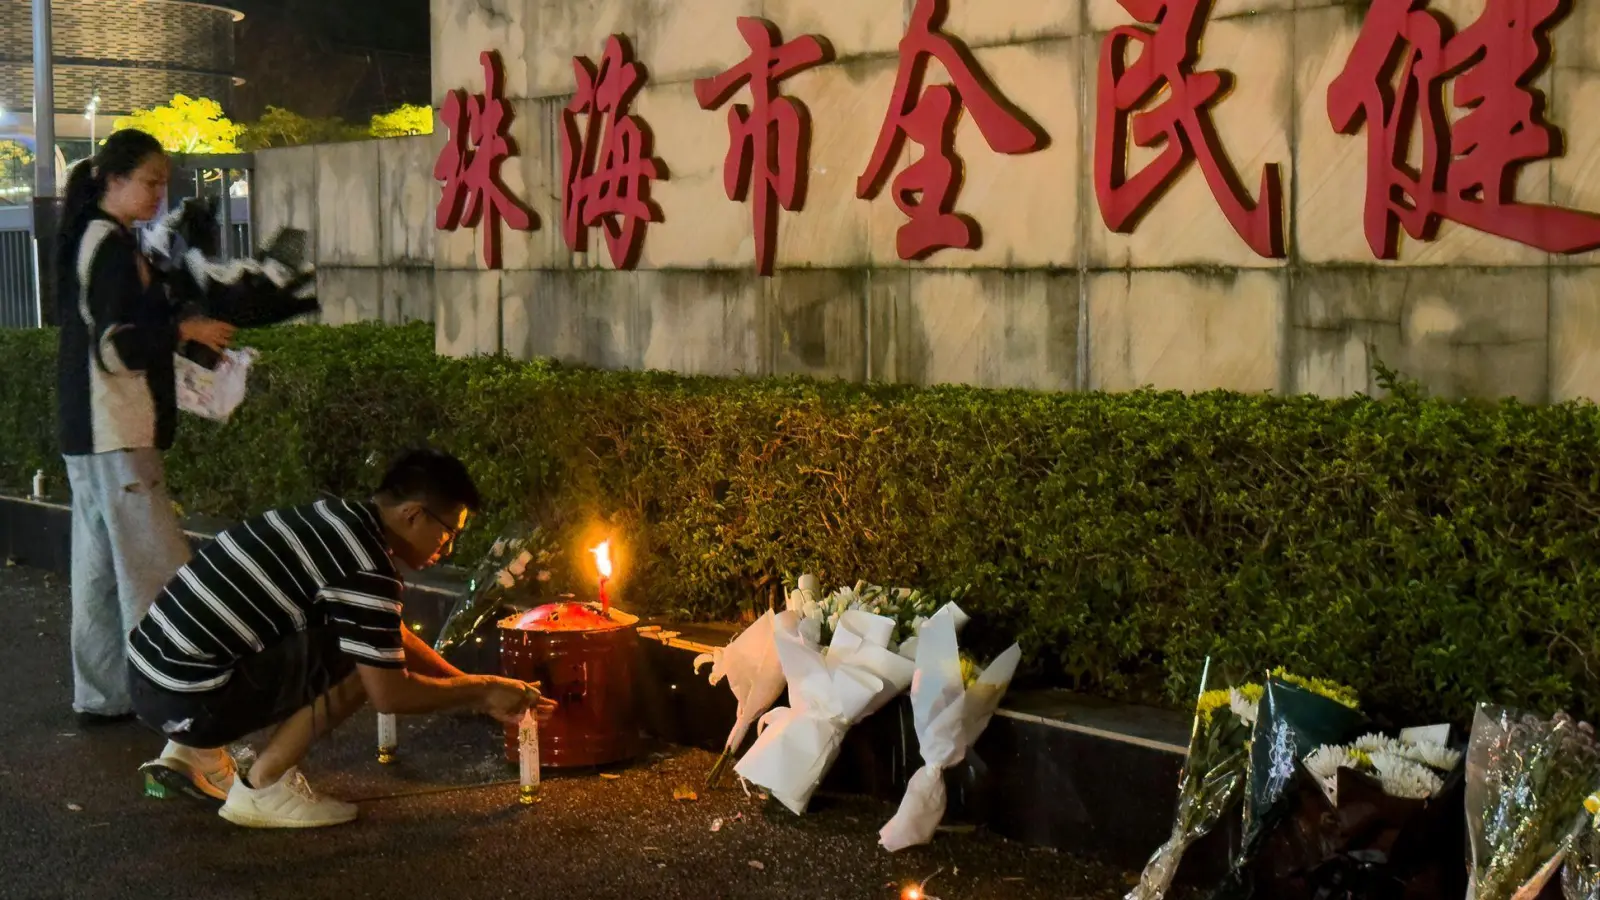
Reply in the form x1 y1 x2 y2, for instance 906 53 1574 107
128 448 553 828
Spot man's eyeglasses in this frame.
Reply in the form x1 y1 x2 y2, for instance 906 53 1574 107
420 507 462 557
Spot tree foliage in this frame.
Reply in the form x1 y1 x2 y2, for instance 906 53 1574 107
369 104 434 138
0 139 32 204
238 106 367 150
234 103 434 150
112 95 242 154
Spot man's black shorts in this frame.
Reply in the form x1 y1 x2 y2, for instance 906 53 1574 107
130 627 357 749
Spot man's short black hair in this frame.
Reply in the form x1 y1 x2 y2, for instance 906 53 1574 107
376 448 482 513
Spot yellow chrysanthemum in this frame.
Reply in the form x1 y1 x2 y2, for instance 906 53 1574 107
959 655 981 689
1271 668 1360 710
1196 689 1233 723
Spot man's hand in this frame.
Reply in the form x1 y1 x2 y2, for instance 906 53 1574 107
479 676 557 725
179 316 236 352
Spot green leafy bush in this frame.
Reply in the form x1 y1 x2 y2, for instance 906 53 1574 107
5 321 1600 723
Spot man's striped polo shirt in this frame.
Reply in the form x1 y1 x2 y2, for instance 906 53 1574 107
128 498 406 693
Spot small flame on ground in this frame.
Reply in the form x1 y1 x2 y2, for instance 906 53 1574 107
590 540 613 579
902 868 943 900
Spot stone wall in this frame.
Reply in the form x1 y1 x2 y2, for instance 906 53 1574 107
259 0 1600 402
253 138 438 328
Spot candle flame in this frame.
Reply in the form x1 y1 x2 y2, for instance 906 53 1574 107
590 540 613 579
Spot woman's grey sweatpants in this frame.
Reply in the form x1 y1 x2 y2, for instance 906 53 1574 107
64 448 191 716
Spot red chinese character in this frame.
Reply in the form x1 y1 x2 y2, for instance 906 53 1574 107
1329 0 1600 258
561 36 667 270
1095 0 1285 259
695 19 832 277
433 51 538 270
857 0 1046 261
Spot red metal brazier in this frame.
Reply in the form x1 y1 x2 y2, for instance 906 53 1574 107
499 603 642 767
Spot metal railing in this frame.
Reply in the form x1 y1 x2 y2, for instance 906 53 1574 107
0 205 39 328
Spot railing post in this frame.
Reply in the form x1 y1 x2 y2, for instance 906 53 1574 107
219 168 232 260
31 0 56 327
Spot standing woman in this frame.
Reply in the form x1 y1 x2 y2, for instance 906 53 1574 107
56 129 235 724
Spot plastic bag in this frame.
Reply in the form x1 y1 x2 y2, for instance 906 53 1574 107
174 347 257 422
1564 804 1600 900
1127 661 1256 900
1466 705 1600 900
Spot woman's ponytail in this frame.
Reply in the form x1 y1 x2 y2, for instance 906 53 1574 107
57 158 105 256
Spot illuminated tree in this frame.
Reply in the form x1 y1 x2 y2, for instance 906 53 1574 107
369 103 435 138
238 106 366 150
0 139 33 204
112 95 242 154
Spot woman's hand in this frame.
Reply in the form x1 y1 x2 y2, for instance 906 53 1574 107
179 317 236 352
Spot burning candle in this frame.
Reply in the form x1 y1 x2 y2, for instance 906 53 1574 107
377 712 398 764
590 540 614 614
518 709 540 804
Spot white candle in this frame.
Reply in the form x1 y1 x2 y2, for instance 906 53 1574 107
518 710 540 803
377 713 397 764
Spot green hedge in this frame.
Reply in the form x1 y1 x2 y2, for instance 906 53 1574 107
7 321 1600 724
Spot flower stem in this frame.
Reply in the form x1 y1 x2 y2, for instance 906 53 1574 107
706 746 735 790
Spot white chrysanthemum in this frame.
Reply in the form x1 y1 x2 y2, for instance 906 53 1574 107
1370 751 1444 800
1398 741 1462 772
1352 734 1403 756
1303 745 1358 806
1229 688 1260 726
507 550 534 577
496 570 515 589
1304 745 1359 781
491 539 508 557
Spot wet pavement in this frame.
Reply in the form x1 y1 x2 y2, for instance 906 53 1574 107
0 564 1155 900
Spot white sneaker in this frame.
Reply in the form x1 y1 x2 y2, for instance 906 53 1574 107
218 766 358 829
140 741 236 804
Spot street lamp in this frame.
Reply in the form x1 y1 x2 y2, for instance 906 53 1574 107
84 90 99 147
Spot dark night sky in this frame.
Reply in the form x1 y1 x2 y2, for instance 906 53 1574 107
227 0 432 121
